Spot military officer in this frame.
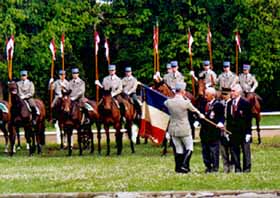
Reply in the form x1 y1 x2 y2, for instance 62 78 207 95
164 82 204 173
239 64 258 94
163 63 172 82
163 60 185 91
69 68 85 102
122 66 141 115
191 60 217 88
226 84 252 173
199 87 225 173
49 70 69 122
17 70 38 125
216 61 238 91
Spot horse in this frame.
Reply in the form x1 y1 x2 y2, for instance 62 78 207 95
152 79 196 155
8 81 46 156
98 89 135 155
0 100 11 153
245 92 262 144
60 91 83 156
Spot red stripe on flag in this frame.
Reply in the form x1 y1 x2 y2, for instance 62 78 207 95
139 119 165 145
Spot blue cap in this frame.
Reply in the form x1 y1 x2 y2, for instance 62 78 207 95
203 60 210 66
175 82 186 90
171 61 178 67
243 64 251 70
71 68 79 74
223 61 230 67
166 63 171 69
20 70 28 76
108 64 116 71
59 70 66 75
125 67 132 72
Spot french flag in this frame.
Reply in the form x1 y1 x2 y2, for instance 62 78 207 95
139 84 170 145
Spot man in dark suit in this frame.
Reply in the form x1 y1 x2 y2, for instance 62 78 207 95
199 87 225 173
226 84 252 173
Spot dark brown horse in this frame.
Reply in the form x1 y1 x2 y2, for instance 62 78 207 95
0 100 11 153
152 80 196 155
8 81 46 156
245 92 262 144
60 91 83 156
98 90 135 155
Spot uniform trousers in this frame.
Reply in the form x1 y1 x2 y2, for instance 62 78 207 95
172 135 193 154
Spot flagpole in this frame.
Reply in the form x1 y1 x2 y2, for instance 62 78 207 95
50 56 54 121
207 24 213 70
156 17 159 72
153 25 156 73
62 34 65 71
94 29 99 103
188 28 195 96
235 41 238 75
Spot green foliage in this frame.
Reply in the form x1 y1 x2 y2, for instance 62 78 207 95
0 0 279 110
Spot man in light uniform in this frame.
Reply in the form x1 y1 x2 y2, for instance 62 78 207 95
122 66 141 115
216 61 238 91
16 70 38 125
239 64 258 94
163 60 185 91
164 82 205 173
163 63 172 82
191 60 217 88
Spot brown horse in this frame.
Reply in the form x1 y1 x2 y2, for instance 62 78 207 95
60 91 83 156
0 100 11 153
8 81 46 156
245 92 262 144
98 90 135 155
152 80 196 155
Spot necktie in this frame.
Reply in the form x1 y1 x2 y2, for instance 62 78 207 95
232 99 237 116
205 102 210 113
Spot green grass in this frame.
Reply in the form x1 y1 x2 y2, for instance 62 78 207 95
258 115 280 126
0 136 279 193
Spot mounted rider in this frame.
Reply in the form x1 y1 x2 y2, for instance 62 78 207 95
238 64 258 95
95 64 123 110
162 60 185 91
216 61 238 92
49 69 69 122
16 70 38 125
190 60 217 88
122 66 141 116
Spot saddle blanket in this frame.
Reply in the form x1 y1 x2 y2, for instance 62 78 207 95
0 102 8 113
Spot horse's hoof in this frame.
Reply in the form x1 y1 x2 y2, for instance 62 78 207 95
131 151 135 154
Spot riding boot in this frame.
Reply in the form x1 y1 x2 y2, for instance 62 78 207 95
31 107 37 125
175 153 187 173
181 150 192 173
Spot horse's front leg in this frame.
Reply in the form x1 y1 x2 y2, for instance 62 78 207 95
16 126 22 150
115 123 123 155
97 121 102 155
66 127 73 156
77 125 83 156
104 124 110 156
1 124 9 153
126 122 135 154
8 124 16 156
35 124 42 155
256 115 261 144
25 126 35 156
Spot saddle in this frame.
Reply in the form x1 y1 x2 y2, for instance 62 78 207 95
23 100 40 115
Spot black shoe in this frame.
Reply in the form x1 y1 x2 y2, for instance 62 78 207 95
181 166 191 173
243 169 251 173
205 168 212 173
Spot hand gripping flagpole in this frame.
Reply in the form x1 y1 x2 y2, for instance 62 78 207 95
201 116 232 134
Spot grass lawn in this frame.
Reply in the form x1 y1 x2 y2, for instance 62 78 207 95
0 136 279 193
258 115 280 126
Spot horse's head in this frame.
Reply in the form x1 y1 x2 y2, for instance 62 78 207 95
153 81 174 97
102 89 113 111
8 81 18 96
198 78 206 96
61 91 72 114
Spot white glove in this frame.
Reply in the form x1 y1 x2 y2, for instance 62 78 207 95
199 113 205 119
165 132 170 140
20 95 25 100
156 71 161 77
189 71 195 76
95 80 103 88
245 134 251 143
193 121 200 128
111 92 117 97
49 78 54 84
217 122 224 128
70 97 75 101
225 134 230 142
205 83 211 88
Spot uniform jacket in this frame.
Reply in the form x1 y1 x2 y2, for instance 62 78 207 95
17 79 35 99
199 69 217 87
69 77 85 101
122 75 138 95
163 71 184 90
216 71 238 90
102 74 122 96
238 73 258 92
53 79 69 97
200 99 225 143
164 95 198 137
226 97 252 144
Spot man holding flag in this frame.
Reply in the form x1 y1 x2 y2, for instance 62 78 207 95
164 82 205 173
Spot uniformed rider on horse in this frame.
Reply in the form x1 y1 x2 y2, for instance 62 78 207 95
238 64 258 96
16 70 39 125
216 61 238 91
